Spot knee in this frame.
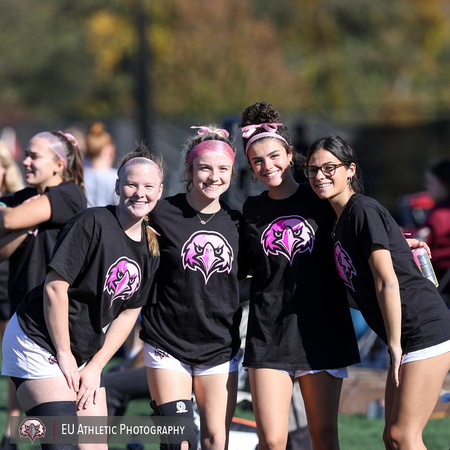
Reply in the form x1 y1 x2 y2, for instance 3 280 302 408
307 423 338 450
257 433 288 450
151 399 198 449
386 425 402 450
385 423 415 450
24 402 78 450
200 434 226 450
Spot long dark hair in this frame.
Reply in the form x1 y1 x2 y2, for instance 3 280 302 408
306 135 364 194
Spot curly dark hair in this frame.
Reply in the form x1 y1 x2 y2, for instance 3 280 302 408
239 101 292 153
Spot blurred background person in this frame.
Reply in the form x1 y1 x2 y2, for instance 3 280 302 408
84 122 118 207
409 158 450 302
0 140 25 450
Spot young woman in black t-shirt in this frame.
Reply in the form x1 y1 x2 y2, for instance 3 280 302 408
306 135 450 449
140 126 245 450
0 131 86 449
239 102 360 450
0 131 87 313
2 149 163 449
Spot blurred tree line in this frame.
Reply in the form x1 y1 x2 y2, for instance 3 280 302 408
0 0 450 127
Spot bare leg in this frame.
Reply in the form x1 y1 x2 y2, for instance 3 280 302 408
299 372 342 450
16 376 77 412
248 368 293 450
383 367 396 450
385 351 450 449
6 380 22 437
77 387 108 450
193 371 238 449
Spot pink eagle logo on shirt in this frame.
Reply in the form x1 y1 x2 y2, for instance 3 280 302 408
261 216 315 265
334 241 357 291
181 231 233 285
104 257 142 306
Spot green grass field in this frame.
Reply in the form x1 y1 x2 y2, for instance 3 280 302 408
1 357 449 449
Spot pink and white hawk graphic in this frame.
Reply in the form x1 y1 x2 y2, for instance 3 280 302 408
334 241 357 291
104 257 142 307
261 216 315 265
181 231 233 285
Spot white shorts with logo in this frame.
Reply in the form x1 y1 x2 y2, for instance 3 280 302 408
402 339 450 365
1 313 83 379
143 342 239 376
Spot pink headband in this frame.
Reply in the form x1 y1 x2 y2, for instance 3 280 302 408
241 123 288 155
187 126 234 165
187 140 235 165
191 126 230 139
118 157 162 182
58 131 79 148
33 132 68 168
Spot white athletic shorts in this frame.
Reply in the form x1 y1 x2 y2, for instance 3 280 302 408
1 313 84 379
402 339 450 365
280 367 348 379
143 342 239 376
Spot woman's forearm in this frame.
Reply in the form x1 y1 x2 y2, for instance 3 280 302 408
43 272 72 355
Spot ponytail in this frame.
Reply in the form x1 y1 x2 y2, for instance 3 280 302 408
51 131 85 191
144 216 160 257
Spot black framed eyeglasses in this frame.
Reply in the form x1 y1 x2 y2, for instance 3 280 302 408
304 163 345 179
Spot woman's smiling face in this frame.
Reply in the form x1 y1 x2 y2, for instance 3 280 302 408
248 138 293 189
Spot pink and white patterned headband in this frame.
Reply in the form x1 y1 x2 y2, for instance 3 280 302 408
118 157 162 183
241 123 288 155
191 126 229 139
187 126 235 165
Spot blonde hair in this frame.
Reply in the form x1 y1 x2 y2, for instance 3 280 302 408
0 140 24 194
86 122 115 160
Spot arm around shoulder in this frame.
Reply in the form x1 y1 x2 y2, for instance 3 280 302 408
0 194 52 230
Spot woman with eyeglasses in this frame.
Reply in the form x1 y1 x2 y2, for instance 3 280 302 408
306 135 450 449
239 102 360 450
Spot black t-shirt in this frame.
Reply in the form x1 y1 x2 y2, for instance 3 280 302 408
17 206 159 366
243 184 360 370
0 260 8 304
140 194 245 366
334 194 450 353
1 182 87 313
